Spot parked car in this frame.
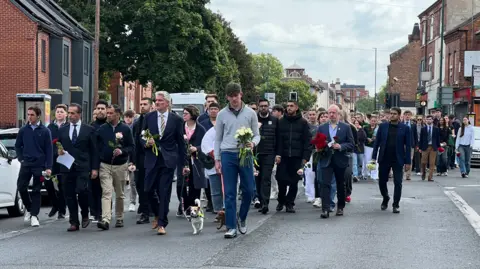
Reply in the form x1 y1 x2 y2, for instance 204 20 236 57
471 127 480 167
0 141 25 217
0 128 48 196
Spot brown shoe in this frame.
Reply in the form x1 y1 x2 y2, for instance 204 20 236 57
151 217 159 229
157 226 166 235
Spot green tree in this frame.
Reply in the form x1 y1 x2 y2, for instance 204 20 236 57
376 80 388 110
251 53 284 86
355 97 375 113
262 80 316 111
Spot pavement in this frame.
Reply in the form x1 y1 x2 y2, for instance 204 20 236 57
1 171 480 269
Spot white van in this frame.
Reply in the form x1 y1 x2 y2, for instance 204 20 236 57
170 92 207 114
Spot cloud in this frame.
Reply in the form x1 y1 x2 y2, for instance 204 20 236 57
208 0 433 96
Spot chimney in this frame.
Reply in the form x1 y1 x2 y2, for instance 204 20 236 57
409 23 421 43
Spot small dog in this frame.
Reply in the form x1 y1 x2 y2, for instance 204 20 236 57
189 199 204 235
216 211 226 230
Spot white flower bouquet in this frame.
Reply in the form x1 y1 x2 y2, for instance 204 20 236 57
234 126 257 167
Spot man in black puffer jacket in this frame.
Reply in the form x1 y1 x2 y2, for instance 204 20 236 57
275 100 312 213
255 98 279 214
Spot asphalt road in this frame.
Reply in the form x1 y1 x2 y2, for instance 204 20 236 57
1 171 480 269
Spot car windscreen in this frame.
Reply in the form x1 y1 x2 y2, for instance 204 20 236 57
475 128 480 140
0 133 17 150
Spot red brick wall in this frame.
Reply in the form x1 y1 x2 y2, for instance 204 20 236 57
0 0 37 126
108 71 121 105
37 31 49 90
388 41 422 102
419 1 443 82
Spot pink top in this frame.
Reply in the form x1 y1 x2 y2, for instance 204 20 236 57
185 123 195 141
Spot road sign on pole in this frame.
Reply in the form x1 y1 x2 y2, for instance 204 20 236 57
265 92 275 107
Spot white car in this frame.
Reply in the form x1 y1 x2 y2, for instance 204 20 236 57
471 127 480 167
0 141 24 217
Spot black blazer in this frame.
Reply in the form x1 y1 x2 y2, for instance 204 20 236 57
419 125 441 151
403 121 418 148
57 123 99 173
177 123 207 189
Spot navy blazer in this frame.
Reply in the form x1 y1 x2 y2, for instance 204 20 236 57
419 125 441 151
403 121 418 148
372 122 412 166
317 122 355 169
141 111 186 169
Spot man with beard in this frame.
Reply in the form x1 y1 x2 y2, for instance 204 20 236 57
132 98 153 224
89 100 108 223
255 98 279 214
275 100 312 213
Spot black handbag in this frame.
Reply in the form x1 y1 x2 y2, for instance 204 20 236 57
198 150 215 169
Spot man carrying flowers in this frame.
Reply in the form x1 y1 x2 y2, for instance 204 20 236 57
214 82 260 239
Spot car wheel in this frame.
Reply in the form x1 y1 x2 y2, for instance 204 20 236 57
7 191 25 217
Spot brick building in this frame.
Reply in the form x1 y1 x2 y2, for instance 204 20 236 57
444 11 480 123
418 0 444 114
108 72 153 113
0 0 94 127
340 83 368 111
387 23 421 108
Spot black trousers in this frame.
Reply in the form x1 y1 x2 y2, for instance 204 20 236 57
277 156 302 207
345 155 353 197
414 149 422 173
177 176 201 212
44 174 66 215
378 161 403 206
17 165 43 216
62 170 90 226
134 162 150 216
320 162 346 212
89 178 102 220
255 154 275 207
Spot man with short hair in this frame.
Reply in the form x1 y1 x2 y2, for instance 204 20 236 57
215 82 260 238
198 94 219 123
96 105 135 230
372 107 411 213
15 106 53 227
419 115 440 181
57 103 99 231
46 104 68 219
402 110 417 180
272 105 284 119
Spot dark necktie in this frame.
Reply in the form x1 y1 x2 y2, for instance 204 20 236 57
428 126 432 143
72 124 78 144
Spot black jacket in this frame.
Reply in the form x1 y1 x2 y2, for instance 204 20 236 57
48 122 66 174
57 123 99 173
96 122 135 166
276 111 312 161
256 113 279 156
132 114 146 167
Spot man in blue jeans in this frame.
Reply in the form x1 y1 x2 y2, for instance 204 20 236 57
214 82 260 239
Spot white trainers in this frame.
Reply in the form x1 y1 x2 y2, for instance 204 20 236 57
30 216 39 227
24 211 31 222
128 203 136 212
313 198 321 208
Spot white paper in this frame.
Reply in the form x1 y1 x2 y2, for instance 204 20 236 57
57 151 75 169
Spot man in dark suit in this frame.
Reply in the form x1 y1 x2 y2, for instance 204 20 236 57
142 91 187 235
57 103 99 231
317 104 354 219
419 115 440 181
372 107 411 213
132 97 153 224
402 110 417 181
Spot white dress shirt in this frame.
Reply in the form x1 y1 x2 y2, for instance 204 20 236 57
69 120 82 140
157 111 169 136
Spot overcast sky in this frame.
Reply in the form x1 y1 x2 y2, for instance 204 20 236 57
208 0 434 95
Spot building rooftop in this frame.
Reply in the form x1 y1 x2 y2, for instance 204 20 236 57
286 63 304 70
340 83 365 89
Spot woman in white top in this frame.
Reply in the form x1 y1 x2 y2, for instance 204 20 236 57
455 117 475 178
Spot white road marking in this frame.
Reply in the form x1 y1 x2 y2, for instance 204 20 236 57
459 185 480 187
444 187 456 190
444 190 480 237
0 216 68 241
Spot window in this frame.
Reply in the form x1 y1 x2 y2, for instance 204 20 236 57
41 40 46 73
430 16 434 40
428 56 433 72
63 44 69 75
453 51 458 82
422 21 426 45
84 47 89 75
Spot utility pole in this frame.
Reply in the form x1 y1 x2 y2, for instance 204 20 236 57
93 0 100 106
374 47 377 110
438 0 445 110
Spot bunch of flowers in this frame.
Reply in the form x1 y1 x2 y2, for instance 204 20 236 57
141 129 160 156
235 126 258 167
366 161 377 171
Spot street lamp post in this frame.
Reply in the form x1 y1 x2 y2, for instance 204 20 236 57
93 0 100 106
374 47 377 110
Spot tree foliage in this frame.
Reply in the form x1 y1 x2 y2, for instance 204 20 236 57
355 97 375 114
251 53 284 86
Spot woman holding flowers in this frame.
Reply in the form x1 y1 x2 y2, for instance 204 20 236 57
177 105 207 216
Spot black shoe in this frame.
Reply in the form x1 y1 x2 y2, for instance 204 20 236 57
320 211 330 219
260 206 269 215
81 218 91 228
206 201 213 212
381 197 390 211
336 208 344 216
392 206 400 214
353 176 359 183
48 207 58 218
286 205 296 213
57 213 65 219
276 204 284 212
136 214 150 224
115 220 124 228
97 221 109 230
176 204 183 217
67 225 79 232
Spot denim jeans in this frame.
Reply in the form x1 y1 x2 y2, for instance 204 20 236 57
458 145 472 175
221 152 255 230
208 174 224 212
352 153 364 177
316 163 336 209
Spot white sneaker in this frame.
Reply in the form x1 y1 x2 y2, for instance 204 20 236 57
313 198 321 208
30 216 39 227
416 172 421 176
128 203 136 212
24 211 31 222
